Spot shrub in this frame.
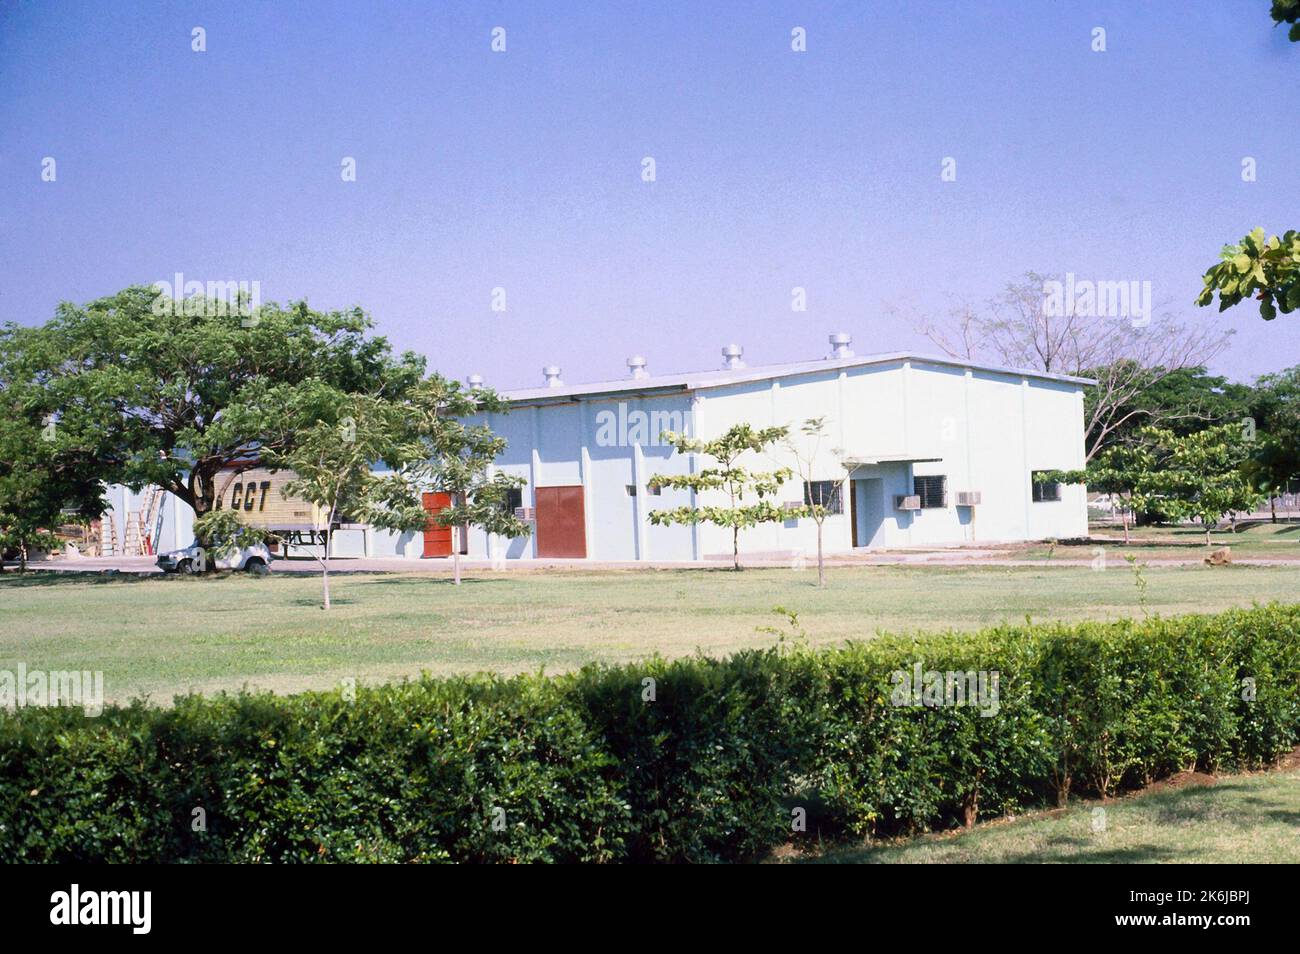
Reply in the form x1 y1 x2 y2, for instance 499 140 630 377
1 605 1298 862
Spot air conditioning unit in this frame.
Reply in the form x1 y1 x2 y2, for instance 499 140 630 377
514 507 536 521
893 494 921 511
956 491 982 507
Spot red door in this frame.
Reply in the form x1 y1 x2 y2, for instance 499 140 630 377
535 486 587 558
422 492 452 557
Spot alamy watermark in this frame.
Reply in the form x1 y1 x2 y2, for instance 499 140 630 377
890 660 1000 717
0 664 104 717
152 273 262 323
594 402 688 447
1042 273 1152 328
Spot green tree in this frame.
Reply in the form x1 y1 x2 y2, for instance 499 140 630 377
394 377 530 585
275 395 427 609
1196 10 1297 317
1090 365 1253 448
1197 228 1300 320
0 372 107 571
1244 364 1300 519
1080 445 1153 543
0 286 423 545
1139 425 1262 544
648 423 792 571
1273 0 1300 41
783 417 847 587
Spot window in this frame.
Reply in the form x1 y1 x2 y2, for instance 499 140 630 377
645 483 661 496
803 480 843 515
501 487 523 514
625 484 637 497
1031 472 1061 502
914 475 947 509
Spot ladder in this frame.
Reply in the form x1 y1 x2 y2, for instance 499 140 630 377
137 487 163 555
122 516 142 555
101 513 119 556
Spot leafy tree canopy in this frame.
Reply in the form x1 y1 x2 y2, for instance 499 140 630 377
0 286 426 536
648 423 793 570
1197 228 1300 321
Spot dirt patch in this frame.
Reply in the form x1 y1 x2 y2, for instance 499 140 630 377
1273 746 1300 773
1143 770 1218 795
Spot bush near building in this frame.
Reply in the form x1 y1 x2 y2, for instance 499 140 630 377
2 605 1298 863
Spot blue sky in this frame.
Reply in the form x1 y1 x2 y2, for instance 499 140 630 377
2 1 1297 387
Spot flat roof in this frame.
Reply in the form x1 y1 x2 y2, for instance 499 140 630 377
499 351 1095 405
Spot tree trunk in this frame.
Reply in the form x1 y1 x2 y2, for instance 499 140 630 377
732 526 741 571
1122 508 1130 545
182 469 220 549
816 523 825 587
321 526 332 611
1205 525 1211 546
18 543 27 573
1271 496 1278 524
452 528 462 586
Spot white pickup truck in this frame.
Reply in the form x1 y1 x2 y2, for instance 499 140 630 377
155 541 274 575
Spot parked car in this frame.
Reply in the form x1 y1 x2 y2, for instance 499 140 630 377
155 540 274 575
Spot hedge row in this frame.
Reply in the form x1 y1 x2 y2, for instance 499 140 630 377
2 605 1299 862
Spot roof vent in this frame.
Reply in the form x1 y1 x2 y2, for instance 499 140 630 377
466 373 485 388
721 344 745 370
627 355 649 379
828 332 854 359
542 366 563 388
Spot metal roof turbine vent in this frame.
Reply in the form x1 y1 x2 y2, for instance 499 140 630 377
828 333 854 359
627 355 649 379
542 366 564 388
721 344 745 370
466 373 485 388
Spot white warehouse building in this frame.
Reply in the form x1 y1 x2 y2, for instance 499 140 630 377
94 335 1090 565
464 335 1091 563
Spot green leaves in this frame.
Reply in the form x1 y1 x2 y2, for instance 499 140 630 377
3 286 425 515
647 423 793 568
1271 0 1300 40
4 606 1300 861
1094 424 1262 531
1197 228 1300 320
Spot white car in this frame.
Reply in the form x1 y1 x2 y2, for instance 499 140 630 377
155 541 274 575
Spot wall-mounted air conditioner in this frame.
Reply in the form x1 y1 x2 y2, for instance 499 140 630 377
515 507 536 521
893 494 921 511
956 491 982 507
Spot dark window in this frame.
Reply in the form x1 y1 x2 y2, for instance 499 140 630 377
501 487 523 514
914 475 947 509
803 480 843 515
645 483 661 496
1032 472 1061 502
626 484 637 497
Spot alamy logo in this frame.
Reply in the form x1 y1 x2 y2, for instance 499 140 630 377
1042 273 1152 327
151 272 262 320
594 403 688 447
50 884 151 934
0 664 103 716
890 660 1000 717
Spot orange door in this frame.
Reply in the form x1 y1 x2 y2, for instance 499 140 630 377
535 486 587 558
422 492 452 557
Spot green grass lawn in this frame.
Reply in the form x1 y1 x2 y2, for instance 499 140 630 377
804 762 1300 863
3 561 1300 702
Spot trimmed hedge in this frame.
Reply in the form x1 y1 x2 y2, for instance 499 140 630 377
2 605 1299 862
